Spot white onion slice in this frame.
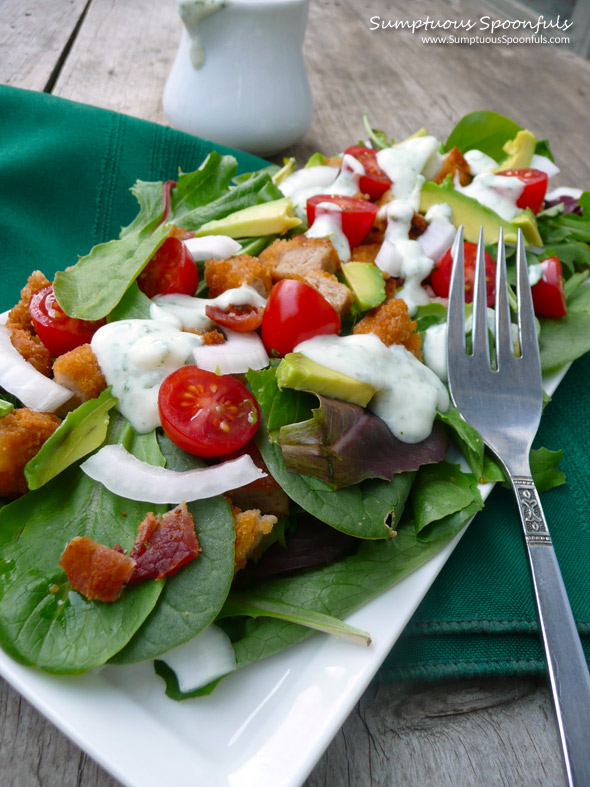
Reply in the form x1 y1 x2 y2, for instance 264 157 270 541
530 154 560 178
0 326 72 412
279 165 338 199
160 625 237 693
545 186 583 201
80 445 266 503
417 221 457 262
193 328 269 374
183 235 241 260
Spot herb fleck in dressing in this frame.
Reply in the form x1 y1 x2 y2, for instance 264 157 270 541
295 333 449 443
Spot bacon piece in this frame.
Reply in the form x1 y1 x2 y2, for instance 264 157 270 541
59 537 136 602
127 502 201 585
205 303 264 332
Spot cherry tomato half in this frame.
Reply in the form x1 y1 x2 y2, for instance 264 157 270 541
137 237 199 299
158 366 260 458
430 241 497 306
343 145 392 200
531 256 566 318
29 285 105 356
205 303 264 333
306 195 378 248
497 168 548 214
261 279 341 357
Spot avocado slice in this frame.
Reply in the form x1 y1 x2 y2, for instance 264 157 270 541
276 353 376 407
494 130 536 172
0 399 14 417
419 180 541 245
341 262 386 310
24 388 118 490
194 197 301 238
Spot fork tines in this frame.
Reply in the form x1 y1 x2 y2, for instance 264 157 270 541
448 225 542 382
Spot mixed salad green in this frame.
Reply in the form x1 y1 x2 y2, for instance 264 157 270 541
1 111 589 699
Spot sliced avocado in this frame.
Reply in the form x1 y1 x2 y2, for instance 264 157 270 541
24 388 118 490
341 262 386 310
419 180 540 245
194 197 301 238
511 209 543 246
0 399 14 417
494 130 536 172
277 353 376 407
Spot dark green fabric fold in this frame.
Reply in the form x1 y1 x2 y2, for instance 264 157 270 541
1 85 588 681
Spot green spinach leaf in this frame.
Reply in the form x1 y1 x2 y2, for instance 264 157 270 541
111 433 235 664
0 417 166 674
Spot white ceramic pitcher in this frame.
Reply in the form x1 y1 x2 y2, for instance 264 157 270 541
163 0 313 156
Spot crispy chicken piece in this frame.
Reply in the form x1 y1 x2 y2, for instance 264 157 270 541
0 408 61 498
201 328 226 345
7 270 51 334
260 236 340 280
232 504 277 572
303 270 353 317
433 146 471 187
8 326 53 376
353 298 422 359
204 254 272 298
52 343 106 407
350 243 382 264
6 271 54 373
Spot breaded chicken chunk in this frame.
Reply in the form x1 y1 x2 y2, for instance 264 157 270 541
7 270 50 334
0 408 61 498
353 298 422 359
434 146 471 187
6 271 53 373
8 326 53 376
52 343 107 407
303 270 353 317
232 504 277 571
260 236 340 280
350 244 382 264
204 254 272 298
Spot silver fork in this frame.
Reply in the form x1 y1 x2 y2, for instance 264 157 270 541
447 226 590 787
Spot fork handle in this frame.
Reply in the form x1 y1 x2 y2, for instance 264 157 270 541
511 475 590 787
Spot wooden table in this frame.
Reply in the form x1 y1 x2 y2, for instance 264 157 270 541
1 1 589 784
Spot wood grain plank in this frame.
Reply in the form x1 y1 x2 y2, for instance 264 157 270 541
51 0 179 125
0 0 89 91
294 0 590 186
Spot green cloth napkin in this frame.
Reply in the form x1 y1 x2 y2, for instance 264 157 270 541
2 86 589 681
379 354 590 681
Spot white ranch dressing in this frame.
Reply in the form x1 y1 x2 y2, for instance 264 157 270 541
295 333 449 443
280 154 362 219
150 285 267 332
305 203 351 261
456 172 524 221
464 149 498 176
178 0 228 69
91 320 202 433
376 136 440 202
375 201 436 315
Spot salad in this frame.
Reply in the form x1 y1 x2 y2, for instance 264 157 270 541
1 110 589 699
